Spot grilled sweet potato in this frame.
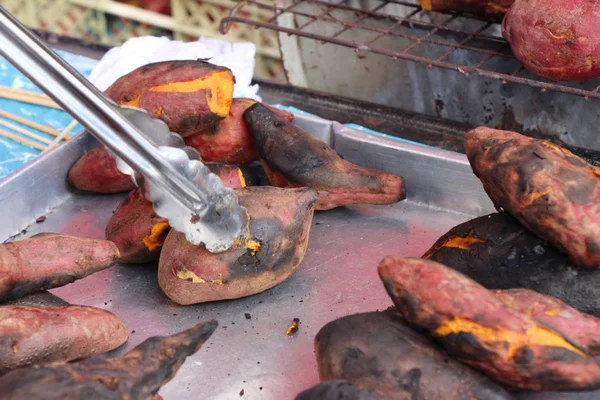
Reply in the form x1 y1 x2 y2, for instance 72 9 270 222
184 99 294 164
158 187 317 305
0 305 127 374
465 127 600 268
295 381 382 400
495 289 600 356
314 309 513 399
420 0 513 19
0 320 217 400
502 0 600 81
68 146 136 194
105 163 252 264
378 256 600 391
423 212 600 316
0 233 119 302
106 60 234 136
244 103 405 210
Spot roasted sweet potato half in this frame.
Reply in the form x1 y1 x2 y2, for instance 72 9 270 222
68 146 136 194
0 305 127 374
465 127 600 268
106 60 234 136
184 98 294 165
378 256 600 391
423 212 600 316
0 320 217 400
502 0 600 81
0 233 119 302
295 381 382 400
314 308 512 399
244 103 405 210
158 186 317 305
420 0 513 19
495 289 600 356
105 162 251 264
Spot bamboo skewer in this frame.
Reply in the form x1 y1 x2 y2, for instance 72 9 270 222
0 87 61 109
0 118 52 145
43 119 78 153
0 110 67 140
0 127 46 151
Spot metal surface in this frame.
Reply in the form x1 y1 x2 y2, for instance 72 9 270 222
0 6 245 251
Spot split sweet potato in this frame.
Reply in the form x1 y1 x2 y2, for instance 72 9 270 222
0 233 119 302
378 256 600 391
244 103 405 210
0 320 217 400
68 146 136 194
495 289 600 356
295 381 382 400
184 98 294 165
105 162 251 264
314 308 513 399
158 186 317 305
465 127 600 268
419 0 514 20
0 305 127 374
502 0 600 81
423 212 600 316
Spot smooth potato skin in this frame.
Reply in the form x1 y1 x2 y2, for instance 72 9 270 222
378 257 600 391
315 309 513 400
158 187 317 305
244 103 405 210
502 0 600 81
68 146 135 194
0 305 127 373
423 212 600 316
0 233 119 302
495 289 600 356
0 321 217 400
421 0 513 19
465 127 600 268
184 99 294 164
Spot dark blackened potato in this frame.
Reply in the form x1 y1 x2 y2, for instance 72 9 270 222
423 212 600 316
314 309 513 399
243 103 405 211
295 381 382 400
465 127 600 268
158 187 317 305
0 320 217 400
378 256 600 391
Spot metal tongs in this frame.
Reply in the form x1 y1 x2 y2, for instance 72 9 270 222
0 7 246 253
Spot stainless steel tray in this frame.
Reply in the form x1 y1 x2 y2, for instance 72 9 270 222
2 110 574 400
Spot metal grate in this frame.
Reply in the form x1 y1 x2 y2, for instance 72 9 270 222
220 0 600 99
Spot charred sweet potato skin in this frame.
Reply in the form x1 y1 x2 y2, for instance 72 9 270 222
495 289 600 356
465 127 600 268
0 233 119 302
0 320 217 400
184 99 294 164
423 212 600 316
378 256 600 391
0 305 127 374
244 103 405 210
295 381 382 400
158 187 317 305
502 0 600 81
68 146 135 194
315 309 512 399
106 60 234 136
420 0 513 19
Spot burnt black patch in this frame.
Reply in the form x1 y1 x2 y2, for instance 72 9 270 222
179 115 201 132
397 368 421 396
513 346 534 365
586 238 600 254
440 331 495 361
340 347 383 380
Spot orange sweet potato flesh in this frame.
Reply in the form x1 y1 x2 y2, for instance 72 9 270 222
0 320 217 400
465 127 600 268
420 0 513 19
0 233 119 302
68 146 135 194
244 103 405 211
184 98 294 165
0 305 127 374
495 288 600 356
378 256 600 391
106 163 251 264
502 0 600 81
106 60 234 136
158 186 317 305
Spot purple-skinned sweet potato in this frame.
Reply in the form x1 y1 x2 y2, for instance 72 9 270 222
420 0 513 19
68 146 136 194
378 256 600 391
0 233 119 302
105 163 253 264
0 320 217 400
158 186 317 305
0 305 127 374
243 103 405 210
465 127 600 268
495 288 600 356
502 0 600 81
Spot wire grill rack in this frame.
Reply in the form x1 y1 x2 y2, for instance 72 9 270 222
220 0 600 100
